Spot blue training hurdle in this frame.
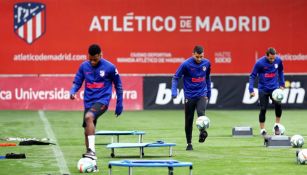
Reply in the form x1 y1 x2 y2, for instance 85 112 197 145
106 142 176 158
108 160 193 175
95 130 145 143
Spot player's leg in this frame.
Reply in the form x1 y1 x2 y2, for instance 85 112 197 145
83 103 108 160
184 98 196 150
271 93 282 135
258 91 269 135
196 96 208 143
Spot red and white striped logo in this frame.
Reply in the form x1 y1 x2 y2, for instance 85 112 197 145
14 2 46 44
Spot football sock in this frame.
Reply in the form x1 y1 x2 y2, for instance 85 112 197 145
88 135 95 152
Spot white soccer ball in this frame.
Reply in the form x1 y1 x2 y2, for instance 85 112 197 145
272 124 285 135
297 149 307 165
272 89 284 102
291 135 304 148
77 157 95 173
196 116 210 130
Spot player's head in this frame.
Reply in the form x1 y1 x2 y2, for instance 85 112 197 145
193 45 204 64
266 47 277 63
88 44 102 66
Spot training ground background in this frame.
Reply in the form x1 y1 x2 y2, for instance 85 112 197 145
0 109 306 175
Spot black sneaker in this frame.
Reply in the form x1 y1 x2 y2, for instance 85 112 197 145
82 148 97 160
274 125 281 135
199 129 208 143
186 144 193 151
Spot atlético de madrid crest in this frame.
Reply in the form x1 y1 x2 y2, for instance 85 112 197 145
100 70 105 77
14 2 46 44
202 66 207 71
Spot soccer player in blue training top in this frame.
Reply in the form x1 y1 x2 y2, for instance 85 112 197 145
249 47 285 136
171 45 211 151
70 44 123 170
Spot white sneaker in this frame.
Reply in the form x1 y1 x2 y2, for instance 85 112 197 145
260 129 267 136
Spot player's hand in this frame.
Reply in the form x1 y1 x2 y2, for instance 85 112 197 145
115 105 123 117
250 92 255 98
70 94 76 100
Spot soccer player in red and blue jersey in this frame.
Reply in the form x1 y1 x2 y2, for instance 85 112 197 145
171 45 211 151
249 47 285 136
70 44 123 169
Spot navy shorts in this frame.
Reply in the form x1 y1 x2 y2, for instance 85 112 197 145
83 102 108 128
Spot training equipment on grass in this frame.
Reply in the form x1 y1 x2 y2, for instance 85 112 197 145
297 149 307 165
232 126 253 137
291 135 304 148
106 141 176 158
272 124 285 135
264 135 291 148
272 89 284 102
108 160 193 175
0 153 26 159
0 143 17 147
95 130 145 143
196 116 210 130
77 157 96 173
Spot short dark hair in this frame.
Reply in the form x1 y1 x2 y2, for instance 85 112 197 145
88 44 101 56
266 47 277 56
193 45 204 54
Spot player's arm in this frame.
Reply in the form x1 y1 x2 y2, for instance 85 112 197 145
248 63 259 97
205 62 211 99
112 68 123 117
70 65 85 100
278 60 285 89
171 63 184 98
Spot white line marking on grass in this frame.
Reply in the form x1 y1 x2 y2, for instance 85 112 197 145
39 110 71 174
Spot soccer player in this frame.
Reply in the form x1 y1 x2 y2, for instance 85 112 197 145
171 45 211 151
249 47 285 136
70 44 123 169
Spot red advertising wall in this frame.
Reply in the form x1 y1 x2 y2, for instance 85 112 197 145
0 76 143 110
1 0 307 74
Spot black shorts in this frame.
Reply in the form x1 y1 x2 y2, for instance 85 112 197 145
83 102 108 128
185 96 208 117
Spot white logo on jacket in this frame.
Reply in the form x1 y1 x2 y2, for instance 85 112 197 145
100 70 105 77
274 64 278 69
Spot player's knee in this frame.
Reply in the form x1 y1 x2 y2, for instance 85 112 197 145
85 114 94 123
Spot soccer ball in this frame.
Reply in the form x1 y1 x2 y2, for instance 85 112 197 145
77 157 95 173
272 89 284 102
291 135 304 148
196 116 210 130
297 149 307 165
272 124 285 135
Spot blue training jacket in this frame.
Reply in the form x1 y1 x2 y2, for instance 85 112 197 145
249 56 285 93
172 57 211 99
70 58 123 109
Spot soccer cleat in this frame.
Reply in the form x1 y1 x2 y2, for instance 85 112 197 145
274 125 281 135
260 129 267 136
82 148 97 160
93 165 99 173
186 144 193 151
199 129 208 143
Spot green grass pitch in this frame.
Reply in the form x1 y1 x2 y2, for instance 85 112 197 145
0 109 306 175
